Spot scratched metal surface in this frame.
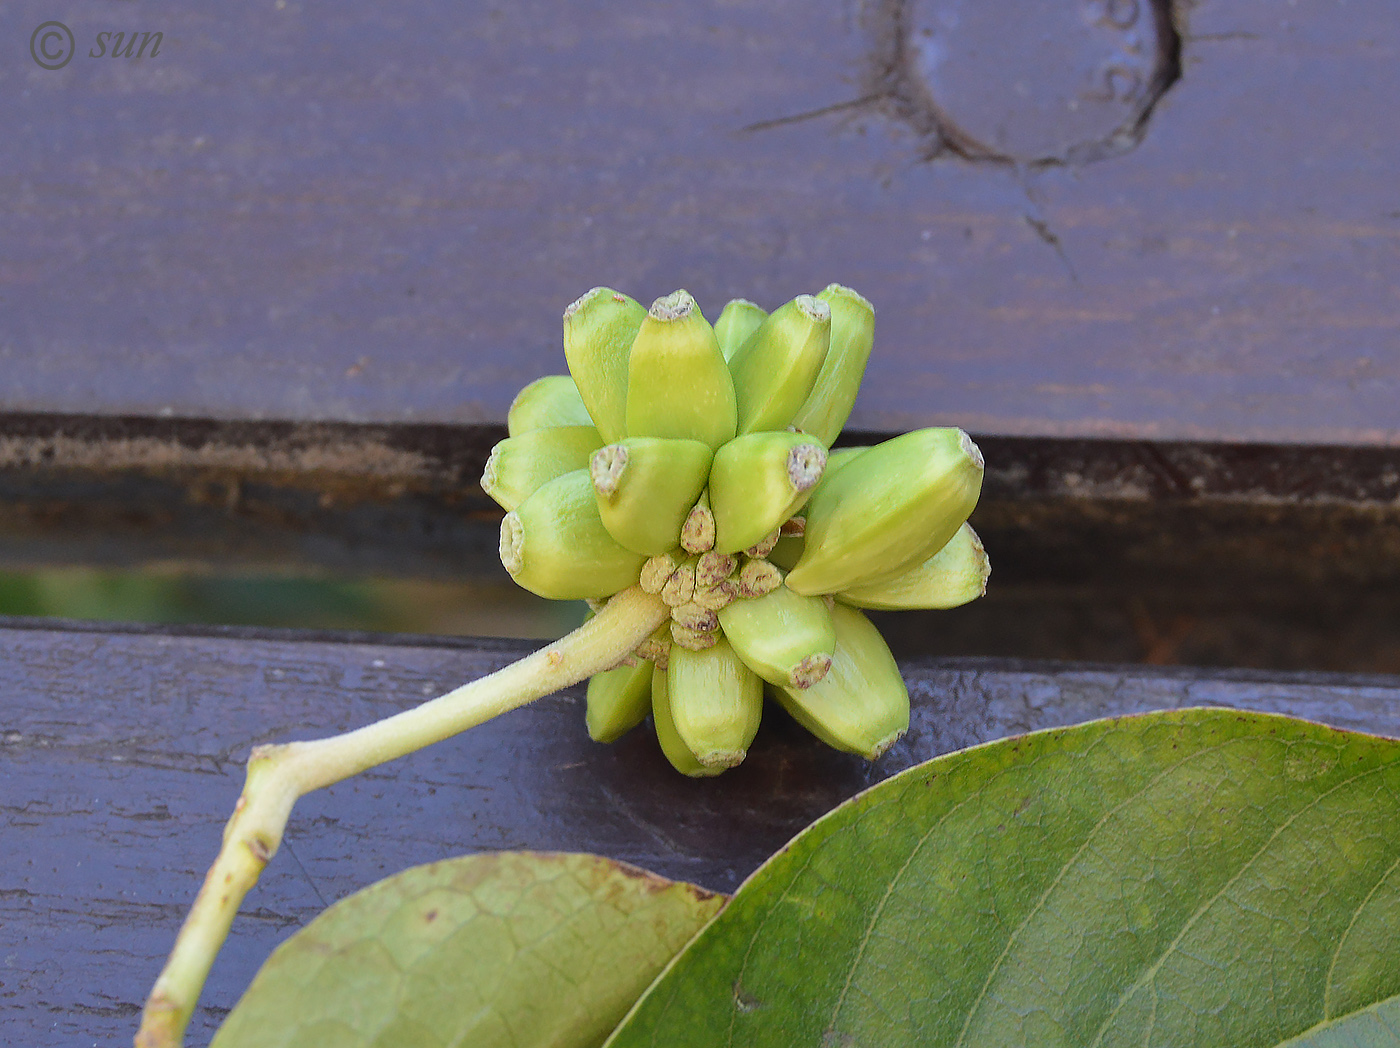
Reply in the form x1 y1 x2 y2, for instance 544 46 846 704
1 0 1396 443
4 620 1400 1046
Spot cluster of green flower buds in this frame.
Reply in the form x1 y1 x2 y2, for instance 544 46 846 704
483 286 988 775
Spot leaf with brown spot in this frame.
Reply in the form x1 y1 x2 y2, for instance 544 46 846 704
212 851 724 1048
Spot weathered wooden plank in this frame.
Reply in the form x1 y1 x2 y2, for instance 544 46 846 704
4 620 1400 1045
2 0 1396 443
4 413 1400 585
5 413 1400 670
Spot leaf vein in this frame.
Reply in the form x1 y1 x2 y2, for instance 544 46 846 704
828 779 987 1035
1323 848 1400 1018
1087 761 1395 1048
727 849 821 1046
953 737 1232 1048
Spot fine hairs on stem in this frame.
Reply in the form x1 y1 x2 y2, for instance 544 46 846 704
135 586 669 1048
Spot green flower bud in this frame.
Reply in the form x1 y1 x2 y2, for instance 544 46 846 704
563 288 647 443
774 602 908 759
785 428 983 597
498 470 645 599
482 426 604 511
507 375 594 436
713 298 768 361
586 659 653 743
679 490 716 554
667 637 763 770
838 522 990 610
709 432 826 554
590 437 713 555
789 284 875 447
504 285 991 775
744 447 862 556
750 451 862 554
821 445 871 480
728 294 831 435
752 450 868 546
650 664 715 777
625 291 737 450
718 584 835 689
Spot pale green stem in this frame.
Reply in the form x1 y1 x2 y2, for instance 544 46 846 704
135 586 669 1048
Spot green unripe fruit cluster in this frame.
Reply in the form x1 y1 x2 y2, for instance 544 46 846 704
487 286 989 775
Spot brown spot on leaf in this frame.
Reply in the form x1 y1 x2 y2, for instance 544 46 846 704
610 858 727 903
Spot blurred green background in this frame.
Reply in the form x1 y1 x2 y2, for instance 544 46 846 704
12 564 1400 674
0 567 586 639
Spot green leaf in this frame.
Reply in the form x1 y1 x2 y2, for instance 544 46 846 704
213 851 725 1048
605 709 1400 1048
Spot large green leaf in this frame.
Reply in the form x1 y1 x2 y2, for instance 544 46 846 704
213 851 724 1048
606 709 1400 1047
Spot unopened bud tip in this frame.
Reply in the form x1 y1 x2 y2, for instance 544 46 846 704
499 513 524 574
648 290 696 322
786 444 827 492
590 444 629 497
958 429 984 470
794 294 831 323
564 286 608 319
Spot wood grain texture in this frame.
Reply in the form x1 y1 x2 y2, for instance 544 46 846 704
7 413 1400 583
1 0 1396 443
4 619 1400 1045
